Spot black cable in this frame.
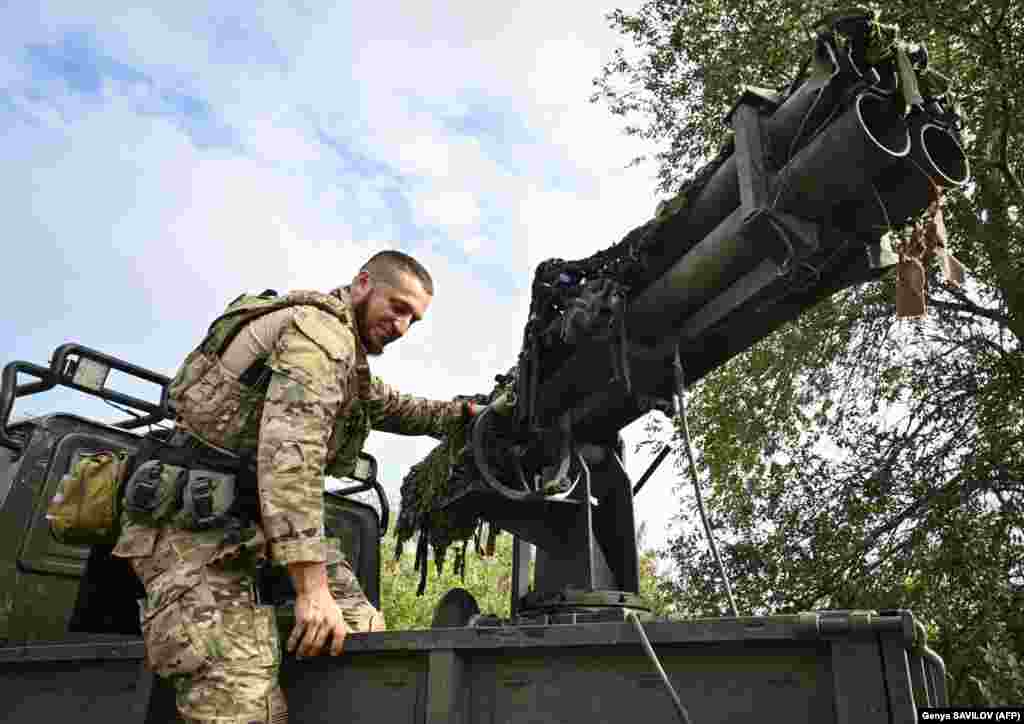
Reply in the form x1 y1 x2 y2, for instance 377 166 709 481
673 345 740 618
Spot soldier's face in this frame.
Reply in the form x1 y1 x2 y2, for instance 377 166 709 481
354 271 431 355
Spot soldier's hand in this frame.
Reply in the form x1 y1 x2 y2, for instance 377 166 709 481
287 562 349 658
290 588 349 657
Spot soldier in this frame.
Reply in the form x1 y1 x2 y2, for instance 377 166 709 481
113 250 478 724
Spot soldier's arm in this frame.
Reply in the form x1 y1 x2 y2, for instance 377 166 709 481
259 305 357 657
364 377 469 438
258 306 352 566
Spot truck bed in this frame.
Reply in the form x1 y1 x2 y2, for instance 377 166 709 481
1 610 947 724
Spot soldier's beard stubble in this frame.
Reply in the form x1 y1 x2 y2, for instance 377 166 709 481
354 291 384 357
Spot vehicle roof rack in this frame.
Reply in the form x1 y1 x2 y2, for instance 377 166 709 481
1 343 172 452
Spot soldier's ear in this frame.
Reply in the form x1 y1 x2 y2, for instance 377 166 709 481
352 270 373 297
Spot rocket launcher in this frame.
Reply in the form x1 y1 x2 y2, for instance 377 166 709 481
430 9 971 621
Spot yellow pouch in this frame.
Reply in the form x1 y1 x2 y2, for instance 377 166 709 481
47 450 131 545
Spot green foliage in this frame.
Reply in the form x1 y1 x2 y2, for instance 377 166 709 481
638 548 681 619
379 525 681 629
596 0 1024 705
380 526 514 629
970 630 1024 706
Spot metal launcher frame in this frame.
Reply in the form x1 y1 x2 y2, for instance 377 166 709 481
440 28 970 622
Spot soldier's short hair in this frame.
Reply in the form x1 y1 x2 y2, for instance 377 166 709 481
361 250 434 295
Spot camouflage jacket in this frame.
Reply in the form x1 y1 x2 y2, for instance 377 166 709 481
160 287 464 566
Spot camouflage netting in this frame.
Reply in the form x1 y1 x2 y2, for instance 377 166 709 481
395 373 514 594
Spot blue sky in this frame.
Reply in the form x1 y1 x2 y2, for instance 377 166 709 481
0 1 686 555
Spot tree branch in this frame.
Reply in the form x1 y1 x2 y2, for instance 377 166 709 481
963 328 1015 362
927 297 1012 328
997 95 1024 200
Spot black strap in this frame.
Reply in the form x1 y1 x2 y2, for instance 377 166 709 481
134 436 199 470
133 433 251 479
190 475 215 524
239 360 270 388
231 468 261 522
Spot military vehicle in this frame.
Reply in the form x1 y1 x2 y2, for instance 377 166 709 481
2 11 965 722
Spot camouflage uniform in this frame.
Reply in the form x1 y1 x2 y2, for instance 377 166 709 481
114 287 463 724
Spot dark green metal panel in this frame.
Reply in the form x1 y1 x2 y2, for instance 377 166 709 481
11 418 141 643
0 446 16 510
470 643 833 723
831 638 889 723
279 650 427 724
275 612 938 724
0 657 147 721
881 635 918 721
427 650 464 724
0 611 947 724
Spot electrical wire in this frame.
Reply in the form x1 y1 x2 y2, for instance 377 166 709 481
673 345 740 618
785 84 826 166
870 182 894 234
784 40 841 166
627 611 693 724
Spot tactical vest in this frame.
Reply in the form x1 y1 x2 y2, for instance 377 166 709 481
168 289 372 478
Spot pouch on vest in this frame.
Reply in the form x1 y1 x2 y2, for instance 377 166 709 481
178 469 238 530
123 460 189 527
123 460 240 531
46 450 132 545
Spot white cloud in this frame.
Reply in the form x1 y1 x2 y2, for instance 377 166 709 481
414 189 481 229
1 0 685 557
396 134 451 178
460 235 486 254
242 112 325 165
517 180 655 272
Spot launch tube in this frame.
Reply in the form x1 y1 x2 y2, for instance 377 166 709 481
629 94 909 343
854 118 970 231
773 93 910 218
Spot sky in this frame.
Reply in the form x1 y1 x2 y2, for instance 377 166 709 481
0 2 688 557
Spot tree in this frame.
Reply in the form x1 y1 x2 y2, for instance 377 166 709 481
379 523 679 628
380 526 515 629
595 0 1024 704
636 521 681 618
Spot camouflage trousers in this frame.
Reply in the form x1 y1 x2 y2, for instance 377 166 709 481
125 524 384 724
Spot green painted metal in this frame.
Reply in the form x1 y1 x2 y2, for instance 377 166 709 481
0 611 948 723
